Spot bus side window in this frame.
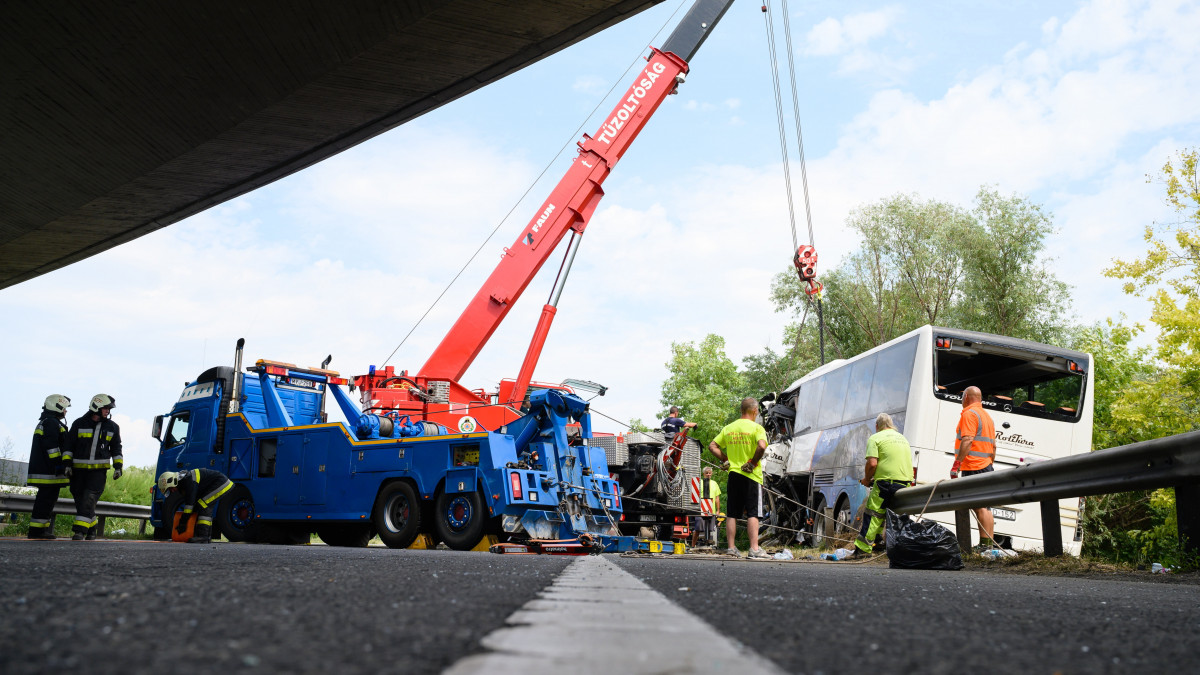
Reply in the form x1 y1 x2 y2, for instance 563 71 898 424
796 377 824 434
843 354 878 422
869 337 919 413
817 367 850 429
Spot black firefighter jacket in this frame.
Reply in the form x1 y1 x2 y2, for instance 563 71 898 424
65 414 123 471
28 411 69 485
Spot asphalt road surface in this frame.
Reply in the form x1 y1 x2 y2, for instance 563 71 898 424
2 539 1198 675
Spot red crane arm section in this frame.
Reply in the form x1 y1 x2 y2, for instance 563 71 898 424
419 48 689 381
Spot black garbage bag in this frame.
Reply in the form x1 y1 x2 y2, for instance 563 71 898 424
885 510 964 570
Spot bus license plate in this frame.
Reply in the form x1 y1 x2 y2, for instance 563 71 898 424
992 507 1017 521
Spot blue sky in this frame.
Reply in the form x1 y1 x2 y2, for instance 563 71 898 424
2 0 1197 468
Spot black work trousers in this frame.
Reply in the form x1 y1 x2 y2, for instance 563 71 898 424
69 469 107 535
30 485 62 532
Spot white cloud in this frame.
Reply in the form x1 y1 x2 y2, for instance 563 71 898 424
802 7 909 78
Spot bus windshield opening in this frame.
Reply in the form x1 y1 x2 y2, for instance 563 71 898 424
934 337 1085 421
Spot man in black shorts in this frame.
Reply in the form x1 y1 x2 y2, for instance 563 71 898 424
708 397 769 559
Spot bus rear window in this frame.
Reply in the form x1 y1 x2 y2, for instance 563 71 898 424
934 338 1084 420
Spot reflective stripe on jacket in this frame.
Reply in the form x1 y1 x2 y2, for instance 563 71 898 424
956 403 996 471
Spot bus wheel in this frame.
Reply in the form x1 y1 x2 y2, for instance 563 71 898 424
809 496 828 548
373 481 420 549
834 497 855 541
215 484 259 543
316 524 374 547
434 490 485 550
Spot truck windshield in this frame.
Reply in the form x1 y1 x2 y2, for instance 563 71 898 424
934 338 1085 420
165 412 190 448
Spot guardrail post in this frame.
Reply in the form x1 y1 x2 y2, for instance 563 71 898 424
97 515 107 536
955 509 971 554
1177 482 1199 554
1040 500 1062 557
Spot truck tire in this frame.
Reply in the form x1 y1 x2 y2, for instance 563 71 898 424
434 490 485 551
316 524 374 548
373 481 420 549
215 484 259 543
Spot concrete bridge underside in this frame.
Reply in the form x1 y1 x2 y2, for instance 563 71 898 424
0 0 661 289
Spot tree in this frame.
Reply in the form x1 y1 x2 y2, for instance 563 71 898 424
1083 148 1200 567
659 334 745 446
1066 320 1153 450
770 188 1072 364
1105 148 1200 439
954 187 1072 342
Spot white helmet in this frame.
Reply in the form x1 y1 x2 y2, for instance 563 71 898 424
43 394 71 414
89 393 116 413
158 471 182 493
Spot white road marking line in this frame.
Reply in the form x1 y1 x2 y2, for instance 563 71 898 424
444 555 786 675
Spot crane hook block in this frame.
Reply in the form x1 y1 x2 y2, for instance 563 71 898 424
794 245 823 297
793 245 818 281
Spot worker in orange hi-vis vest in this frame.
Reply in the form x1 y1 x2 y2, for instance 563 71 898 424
951 385 997 550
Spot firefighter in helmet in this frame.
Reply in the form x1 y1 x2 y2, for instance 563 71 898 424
26 394 72 538
158 468 234 543
64 394 122 540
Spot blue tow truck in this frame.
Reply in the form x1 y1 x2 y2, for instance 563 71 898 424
150 340 627 550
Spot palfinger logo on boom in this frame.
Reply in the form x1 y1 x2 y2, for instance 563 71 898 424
596 61 668 145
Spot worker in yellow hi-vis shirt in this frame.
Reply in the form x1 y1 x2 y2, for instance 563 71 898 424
708 397 768 559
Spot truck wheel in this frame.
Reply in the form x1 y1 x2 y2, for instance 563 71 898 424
373 481 420 549
316 524 374 547
434 490 485 550
215 484 259 543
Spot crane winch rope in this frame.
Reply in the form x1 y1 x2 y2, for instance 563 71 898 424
762 0 826 363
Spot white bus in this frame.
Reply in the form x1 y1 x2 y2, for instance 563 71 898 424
761 325 1093 554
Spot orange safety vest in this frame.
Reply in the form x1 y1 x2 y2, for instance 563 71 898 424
956 402 996 471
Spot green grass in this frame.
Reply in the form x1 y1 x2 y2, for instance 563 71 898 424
2 466 156 539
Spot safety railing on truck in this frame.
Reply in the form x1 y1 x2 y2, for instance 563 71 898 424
0 492 153 535
891 430 1200 556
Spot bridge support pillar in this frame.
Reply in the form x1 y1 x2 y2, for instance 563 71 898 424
1040 500 1062 557
1176 482 1200 554
955 509 971 554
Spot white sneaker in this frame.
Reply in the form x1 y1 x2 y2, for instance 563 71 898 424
722 547 741 557
747 548 771 559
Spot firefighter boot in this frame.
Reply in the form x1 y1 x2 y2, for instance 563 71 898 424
187 523 212 544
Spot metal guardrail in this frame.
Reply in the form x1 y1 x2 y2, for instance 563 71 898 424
0 492 153 535
891 430 1200 556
